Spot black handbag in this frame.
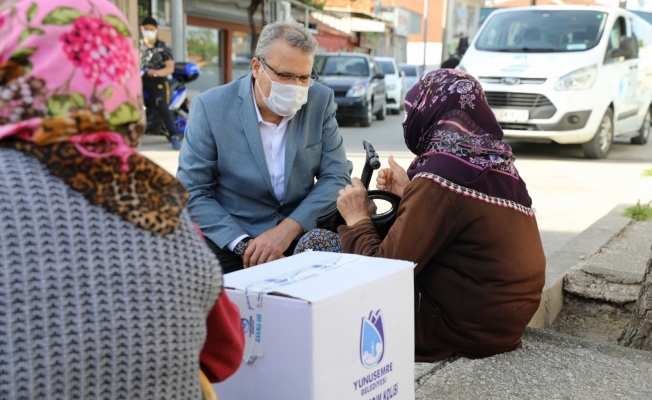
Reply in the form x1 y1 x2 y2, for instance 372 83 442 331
316 190 401 239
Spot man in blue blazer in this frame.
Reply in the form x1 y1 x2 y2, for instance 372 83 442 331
177 20 351 273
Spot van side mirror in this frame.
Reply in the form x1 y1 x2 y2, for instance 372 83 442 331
620 36 637 59
373 72 385 79
400 70 406 78
610 36 637 60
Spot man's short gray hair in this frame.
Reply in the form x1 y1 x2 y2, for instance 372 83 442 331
254 20 319 60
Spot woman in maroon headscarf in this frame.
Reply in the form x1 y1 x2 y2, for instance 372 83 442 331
297 69 546 361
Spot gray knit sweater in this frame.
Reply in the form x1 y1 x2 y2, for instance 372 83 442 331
0 148 223 399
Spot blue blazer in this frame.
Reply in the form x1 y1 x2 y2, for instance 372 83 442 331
177 74 351 248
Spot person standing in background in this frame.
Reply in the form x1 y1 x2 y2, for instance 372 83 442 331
140 16 182 149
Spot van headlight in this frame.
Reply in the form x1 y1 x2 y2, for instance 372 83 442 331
554 66 597 91
387 85 395 91
346 84 366 97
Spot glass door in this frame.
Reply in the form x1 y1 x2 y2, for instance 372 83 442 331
186 25 222 96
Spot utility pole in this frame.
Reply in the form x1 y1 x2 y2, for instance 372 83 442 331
171 0 185 61
423 0 429 73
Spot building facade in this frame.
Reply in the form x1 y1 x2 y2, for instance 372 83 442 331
113 0 359 94
376 0 484 70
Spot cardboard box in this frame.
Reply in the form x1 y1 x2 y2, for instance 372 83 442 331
213 252 415 400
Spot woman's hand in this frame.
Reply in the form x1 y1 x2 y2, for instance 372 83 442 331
376 155 409 197
337 178 371 226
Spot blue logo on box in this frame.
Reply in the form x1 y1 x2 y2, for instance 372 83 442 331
242 317 254 338
360 310 385 368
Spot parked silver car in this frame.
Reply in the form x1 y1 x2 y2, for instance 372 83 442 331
375 57 406 114
314 53 387 127
399 63 424 91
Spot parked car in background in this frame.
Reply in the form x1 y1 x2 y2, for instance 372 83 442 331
314 53 387 127
459 6 652 159
375 57 406 114
400 63 424 91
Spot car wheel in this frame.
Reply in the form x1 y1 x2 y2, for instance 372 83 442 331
582 108 614 159
376 101 387 120
631 108 650 145
360 102 373 127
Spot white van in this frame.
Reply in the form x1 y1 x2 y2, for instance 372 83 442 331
459 6 652 158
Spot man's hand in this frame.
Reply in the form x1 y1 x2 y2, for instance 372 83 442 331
243 218 303 268
337 178 371 226
376 155 409 197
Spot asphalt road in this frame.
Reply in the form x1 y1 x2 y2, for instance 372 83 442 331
139 111 652 259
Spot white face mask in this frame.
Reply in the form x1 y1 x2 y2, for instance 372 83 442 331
256 64 309 117
142 30 157 40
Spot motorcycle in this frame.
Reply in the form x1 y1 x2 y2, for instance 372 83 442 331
142 62 200 137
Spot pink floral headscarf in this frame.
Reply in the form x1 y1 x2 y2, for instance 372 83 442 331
0 0 188 233
403 69 533 214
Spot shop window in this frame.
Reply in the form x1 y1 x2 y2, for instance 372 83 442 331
186 26 222 96
138 0 170 27
232 31 252 80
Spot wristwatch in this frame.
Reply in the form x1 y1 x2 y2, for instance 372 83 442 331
233 237 251 256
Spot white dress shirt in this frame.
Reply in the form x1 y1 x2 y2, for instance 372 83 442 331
227 86 293 251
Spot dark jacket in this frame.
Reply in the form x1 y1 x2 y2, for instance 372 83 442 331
338 177 546 361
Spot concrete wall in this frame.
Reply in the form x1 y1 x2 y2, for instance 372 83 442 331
381 0 445 70
382 0 444 42
407 41 442 68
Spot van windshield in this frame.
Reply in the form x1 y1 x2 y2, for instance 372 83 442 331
475 10 608 53
314 56 369 77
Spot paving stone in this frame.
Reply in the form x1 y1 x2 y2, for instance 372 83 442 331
415 329 652 399
565 219 652 304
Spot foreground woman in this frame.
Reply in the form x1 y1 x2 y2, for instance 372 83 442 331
0 0 242 398
296 70 546 361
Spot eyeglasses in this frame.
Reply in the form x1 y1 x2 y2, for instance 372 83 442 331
258 58 319 86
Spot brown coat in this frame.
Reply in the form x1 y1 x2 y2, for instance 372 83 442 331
338 177 546 361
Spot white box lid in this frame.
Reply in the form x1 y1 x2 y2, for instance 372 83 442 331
224 252 414 303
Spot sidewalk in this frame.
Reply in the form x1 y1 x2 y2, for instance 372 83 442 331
414 328 652 399
526 203 633 328
565 218 652 304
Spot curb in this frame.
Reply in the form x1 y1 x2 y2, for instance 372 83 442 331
527 203 633 328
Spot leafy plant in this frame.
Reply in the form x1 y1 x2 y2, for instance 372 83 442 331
624 200 652 221
643 167 652 178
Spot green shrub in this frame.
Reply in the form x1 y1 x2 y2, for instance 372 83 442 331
643 167 652 177
624 200 652 221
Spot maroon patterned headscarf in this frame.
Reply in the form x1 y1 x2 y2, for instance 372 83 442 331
403 69 533 214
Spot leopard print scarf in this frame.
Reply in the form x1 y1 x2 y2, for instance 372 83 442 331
0 0 187 234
